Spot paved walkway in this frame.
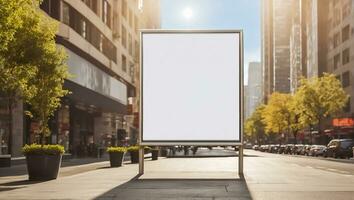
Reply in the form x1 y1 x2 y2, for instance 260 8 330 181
0 149 353 199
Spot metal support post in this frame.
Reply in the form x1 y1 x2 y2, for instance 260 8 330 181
238 145 243 176
139 146 144 175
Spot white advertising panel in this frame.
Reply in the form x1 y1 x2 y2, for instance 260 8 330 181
141 30 243 145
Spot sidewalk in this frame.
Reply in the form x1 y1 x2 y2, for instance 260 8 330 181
0 157 249 200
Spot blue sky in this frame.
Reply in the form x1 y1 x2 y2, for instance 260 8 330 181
160 0 261 83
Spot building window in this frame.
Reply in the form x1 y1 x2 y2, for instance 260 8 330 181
112 11 119 39
102 0 111 28
62 2 70 25
81 20 86 38
129 61 134 78
122 25 127 48
62 2 116 62
342 25 350 42
122 0 127 19
122 55 127 72
334 53 341 69
342 71 350 88
342 48 350 65
129 34 132 55
333 32 340 48
82 0 98 14
40 0 60 20
344 97 351 113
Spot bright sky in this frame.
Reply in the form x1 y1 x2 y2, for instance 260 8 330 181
160 0 261 84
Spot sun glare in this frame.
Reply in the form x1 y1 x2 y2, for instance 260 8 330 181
183 7 193 19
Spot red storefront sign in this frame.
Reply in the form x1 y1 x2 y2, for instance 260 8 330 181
332 118 354 127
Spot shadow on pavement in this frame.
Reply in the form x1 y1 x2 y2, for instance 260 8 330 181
94 176 253 200
0 180 45 186
0 157 109 177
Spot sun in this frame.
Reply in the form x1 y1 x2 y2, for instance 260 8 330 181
183 7 193 19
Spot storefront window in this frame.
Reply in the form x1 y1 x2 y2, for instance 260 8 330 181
57 105 70 151
0 97 9 155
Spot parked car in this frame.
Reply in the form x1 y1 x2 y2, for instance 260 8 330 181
308 145 326 157
252 145 259 150
270 144 280 153
259 145 267 152
323 139 354 159
244 143 253 149
300 145 311 155
264 144 269 152
293 144 304 155
284 144 294 154
278 145 286 154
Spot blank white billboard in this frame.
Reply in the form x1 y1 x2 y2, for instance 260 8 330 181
141 30 242 145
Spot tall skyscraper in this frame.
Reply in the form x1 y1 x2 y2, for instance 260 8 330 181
261 0 293 101
326 0 354 117
247 62 262 117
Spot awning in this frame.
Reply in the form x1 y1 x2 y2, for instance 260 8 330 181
64 80 127 114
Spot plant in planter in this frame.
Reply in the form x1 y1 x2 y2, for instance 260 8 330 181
19 3 69 181
127 146 140 164
22 144 64 180
107 147 126 167
151 147 159 160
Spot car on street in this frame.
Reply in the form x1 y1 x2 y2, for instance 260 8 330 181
278 145 286 154
323 139 354 159
252 145 259 150
269 144 280 153
300 145 311 155
284 144 294 154
292 144 304 155
308 145 327 157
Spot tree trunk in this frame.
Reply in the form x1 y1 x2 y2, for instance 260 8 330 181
293 131 297 144
7 97 13 155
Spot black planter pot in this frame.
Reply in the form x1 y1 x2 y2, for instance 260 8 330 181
109 152 125 167
160 149 168 157
26 154 62 181
130 151 139 163
151 150 159 160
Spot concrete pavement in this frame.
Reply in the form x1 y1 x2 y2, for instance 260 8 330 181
0 149 353 199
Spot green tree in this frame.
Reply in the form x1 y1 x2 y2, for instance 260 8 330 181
0 0 69 148
25 5 69 145
295 73 348 141
0 0 40 154
262 92 291 143
245 104 266 144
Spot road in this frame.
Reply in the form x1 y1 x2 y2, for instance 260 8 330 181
0 149 353 199
244 149 354 200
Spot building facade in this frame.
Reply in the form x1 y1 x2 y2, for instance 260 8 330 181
247 62 262 118
0 0 160 157
261 0 273 103
325 0 354 134
261 0 293 102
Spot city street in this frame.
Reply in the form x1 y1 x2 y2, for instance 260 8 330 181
0 149 353 200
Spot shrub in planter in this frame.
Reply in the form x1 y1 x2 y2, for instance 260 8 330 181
107 147 126 167
144 146 152 154
22 144 64 180
127 146 140 163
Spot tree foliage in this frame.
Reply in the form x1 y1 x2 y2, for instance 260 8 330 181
262 92 291 135
0 0 69 146
245 104 266 144
294 73 348 133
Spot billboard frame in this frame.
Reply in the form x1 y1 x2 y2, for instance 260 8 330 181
139 29 244 146
138 29 244 175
